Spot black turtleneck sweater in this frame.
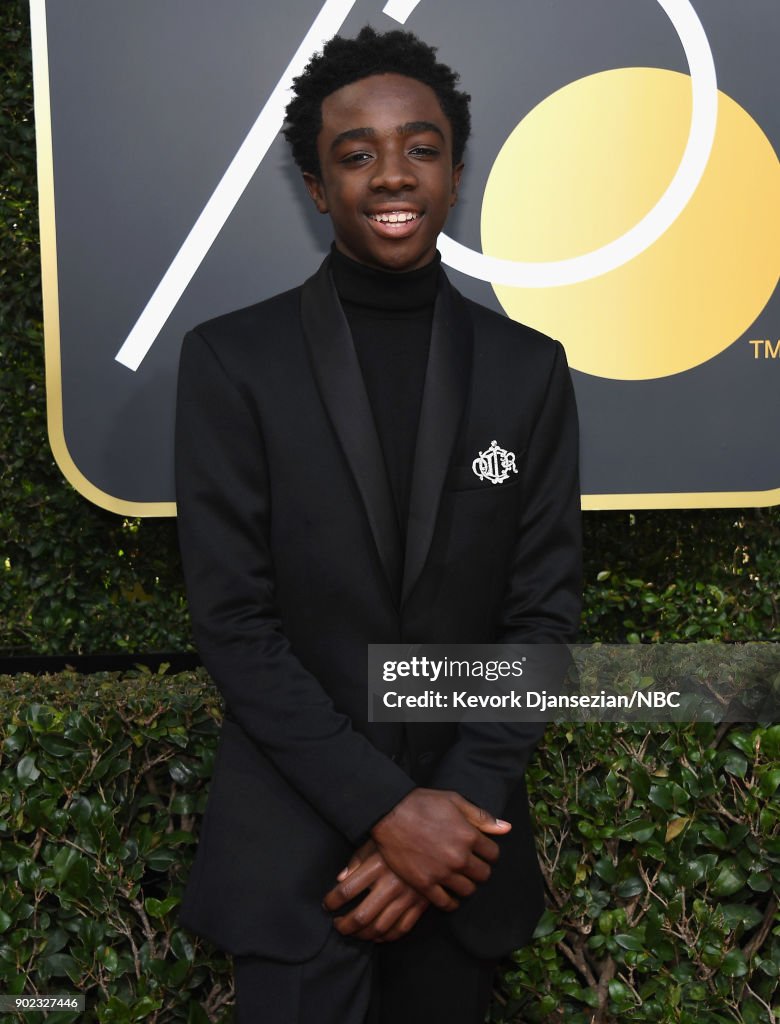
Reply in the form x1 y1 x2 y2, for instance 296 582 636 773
330 245 440 541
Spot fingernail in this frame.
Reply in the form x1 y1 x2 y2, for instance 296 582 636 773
496 819 510 827
337 869 348 880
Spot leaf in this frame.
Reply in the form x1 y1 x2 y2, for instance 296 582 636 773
17 860 40 888
38 953 77 978
68 794 92 828
62 856 91 898
168 759 195 785
145 849 177 871
16 755 40 784
719 904 763 930
171 929 195 962
720 949 747 977
648 784 673 811
728 732 756 757
747 872 771 892
615 877 645 899
52 846 81 883
607 979 634 999
722 751 748 778
144 896 180 918
665 816 690 842
614 933 645 951
593 857 617 883
627 820 655 842
532 909 558 938
758 768 780 797
37 734 73 757
130 996 163 1020
701 825 727 849
43 928 69 955
757 724 780 759
712 864 746 898
100 946 119 973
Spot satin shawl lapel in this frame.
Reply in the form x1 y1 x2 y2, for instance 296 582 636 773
300 257 402 600
402 273 473 606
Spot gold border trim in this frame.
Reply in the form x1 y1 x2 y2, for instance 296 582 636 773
30 0 176 518
28 0 778 519
582 487 780 511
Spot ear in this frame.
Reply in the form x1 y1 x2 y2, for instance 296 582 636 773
450 162 464 207
303 172 329 214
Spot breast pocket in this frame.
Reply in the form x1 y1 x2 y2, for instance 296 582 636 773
446 458 525 493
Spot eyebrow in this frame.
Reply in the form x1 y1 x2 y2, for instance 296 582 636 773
330 121 445 150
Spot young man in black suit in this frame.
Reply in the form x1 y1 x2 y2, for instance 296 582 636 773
175 26 581 1023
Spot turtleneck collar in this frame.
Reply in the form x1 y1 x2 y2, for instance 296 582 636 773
329 243 441 314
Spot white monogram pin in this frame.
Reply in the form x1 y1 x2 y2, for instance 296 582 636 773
472 440 518 485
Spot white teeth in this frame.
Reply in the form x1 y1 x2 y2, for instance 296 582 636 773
369 212 419 223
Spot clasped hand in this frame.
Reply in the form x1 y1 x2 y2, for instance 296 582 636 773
323 788 510 942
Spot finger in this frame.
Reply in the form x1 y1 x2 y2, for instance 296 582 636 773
337 853 364 881
425 883 460 912
441 872 477 899
472 833 500 864
380 900 429 942
337 839 377 880
353 893 412 941
333 877 404 938
324 856 383 910
444 853 493 886
464 853 491 885
451 795 511 834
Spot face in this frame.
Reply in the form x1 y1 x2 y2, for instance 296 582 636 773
303 73 463 273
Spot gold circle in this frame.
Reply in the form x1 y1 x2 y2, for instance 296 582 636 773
481 68 780 379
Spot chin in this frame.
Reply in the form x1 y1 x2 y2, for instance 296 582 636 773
375 247 434 273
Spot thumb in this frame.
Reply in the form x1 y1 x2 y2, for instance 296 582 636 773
454 795 511 834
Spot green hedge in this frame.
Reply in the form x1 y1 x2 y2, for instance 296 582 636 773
1 670 778 1023
0 671 227 1023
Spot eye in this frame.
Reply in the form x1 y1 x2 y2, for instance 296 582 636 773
341 151 373 165
409 145 439 158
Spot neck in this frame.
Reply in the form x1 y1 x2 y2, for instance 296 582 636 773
329 244 440 313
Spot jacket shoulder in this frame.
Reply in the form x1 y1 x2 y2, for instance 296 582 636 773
460 294 564 369
190 284 302 344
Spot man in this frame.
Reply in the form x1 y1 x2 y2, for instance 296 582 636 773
175 25 581 1023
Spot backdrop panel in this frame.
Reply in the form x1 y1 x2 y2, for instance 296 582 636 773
31 0 780 514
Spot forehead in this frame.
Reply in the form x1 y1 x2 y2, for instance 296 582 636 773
319 73 450 138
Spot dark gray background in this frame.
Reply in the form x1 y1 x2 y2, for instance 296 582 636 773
42 0 780 507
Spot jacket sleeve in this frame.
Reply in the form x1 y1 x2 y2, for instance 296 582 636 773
175 329 415 844
430 339 582 815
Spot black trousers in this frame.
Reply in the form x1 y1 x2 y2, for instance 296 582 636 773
233 910 497 1024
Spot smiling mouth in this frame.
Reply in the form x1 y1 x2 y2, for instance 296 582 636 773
365 210 423 239
367 211 420 224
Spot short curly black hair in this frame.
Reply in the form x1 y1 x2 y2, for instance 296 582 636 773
283 26 471 177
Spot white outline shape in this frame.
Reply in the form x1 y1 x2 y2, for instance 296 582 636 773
115 0 361 370
440 0 718 286
114 0 717 368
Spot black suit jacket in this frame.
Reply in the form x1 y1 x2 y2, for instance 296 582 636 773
174 255 582 962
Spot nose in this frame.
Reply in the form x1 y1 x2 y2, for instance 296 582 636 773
369 146 416 192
